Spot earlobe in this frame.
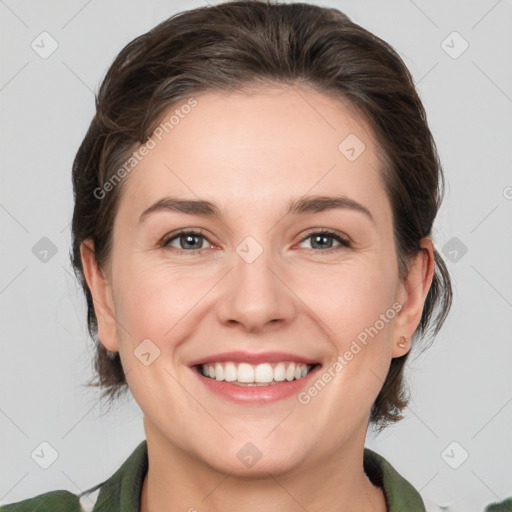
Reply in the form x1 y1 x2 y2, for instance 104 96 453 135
392 238 435 358
391 335 410 358
80 239 119 352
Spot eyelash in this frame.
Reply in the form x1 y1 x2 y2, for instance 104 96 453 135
161 229 352 254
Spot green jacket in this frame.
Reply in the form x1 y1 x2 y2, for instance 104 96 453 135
1 441 428 511
484 498 512 511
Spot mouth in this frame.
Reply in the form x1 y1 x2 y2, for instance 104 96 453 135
194 361 320 387
188 351 322 403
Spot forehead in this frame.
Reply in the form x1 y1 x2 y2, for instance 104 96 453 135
117 86 387 222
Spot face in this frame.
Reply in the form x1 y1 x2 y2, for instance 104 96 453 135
83 85 430 476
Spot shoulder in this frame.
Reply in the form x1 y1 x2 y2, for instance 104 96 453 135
484 497 512 511
0 483 104 512
0 490 82 511
363 447 426 512
1 440 147 512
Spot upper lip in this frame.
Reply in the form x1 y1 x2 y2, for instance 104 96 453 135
188 351 320 366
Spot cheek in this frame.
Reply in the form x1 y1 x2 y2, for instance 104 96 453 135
291 263 399 437
112 259 204 336
110 264 200 413
295 255 398 401
294 256 399 341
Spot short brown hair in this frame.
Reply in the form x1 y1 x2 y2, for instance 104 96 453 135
71 0 452 428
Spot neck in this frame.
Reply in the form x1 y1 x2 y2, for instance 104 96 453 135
139 422 387 512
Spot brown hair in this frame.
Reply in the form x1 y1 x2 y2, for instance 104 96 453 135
71 0 452 428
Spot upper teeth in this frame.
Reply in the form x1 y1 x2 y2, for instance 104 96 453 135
200 362 312 384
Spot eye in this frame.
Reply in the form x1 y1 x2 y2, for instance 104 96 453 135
162 230 212 252
161 228 351 254
298 229 351 252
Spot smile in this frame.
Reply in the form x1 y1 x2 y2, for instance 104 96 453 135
198 361 316 386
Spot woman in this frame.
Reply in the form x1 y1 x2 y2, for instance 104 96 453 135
1 1 460 510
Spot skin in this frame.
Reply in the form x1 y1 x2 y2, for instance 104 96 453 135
81 85 434 512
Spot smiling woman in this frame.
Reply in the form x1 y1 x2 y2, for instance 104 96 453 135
1 1 459 511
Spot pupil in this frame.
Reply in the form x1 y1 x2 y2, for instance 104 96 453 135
313 234 331 249
183 234 202 249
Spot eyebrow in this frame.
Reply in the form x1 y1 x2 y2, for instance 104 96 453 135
138 195 375 224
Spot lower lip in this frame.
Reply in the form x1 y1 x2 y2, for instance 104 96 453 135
192 365 321 404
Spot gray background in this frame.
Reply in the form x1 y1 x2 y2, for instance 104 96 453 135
1 0 511 510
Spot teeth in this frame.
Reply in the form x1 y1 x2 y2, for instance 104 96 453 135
214 363 224 381
224 362 237 382
199 361 314 385
255 363 273 383
274 362 286 382
238 363 254 383
285 364 295 382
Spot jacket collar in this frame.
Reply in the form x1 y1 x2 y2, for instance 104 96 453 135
90 441 425 511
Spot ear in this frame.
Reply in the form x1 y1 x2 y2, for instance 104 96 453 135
392 237 435 358
80 239 119 352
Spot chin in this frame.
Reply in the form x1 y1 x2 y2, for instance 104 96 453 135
194 431 312 478
205 449 306 478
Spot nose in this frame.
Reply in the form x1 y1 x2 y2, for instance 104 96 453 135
215 244 297 334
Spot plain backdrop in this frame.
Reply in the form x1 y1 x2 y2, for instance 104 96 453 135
1 1 511 511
